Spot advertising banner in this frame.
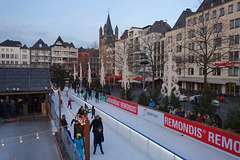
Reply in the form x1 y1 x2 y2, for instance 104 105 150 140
107 96 138 115
138 106 164 126
164 114 240 157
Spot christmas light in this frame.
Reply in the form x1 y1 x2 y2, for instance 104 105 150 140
53 132 56 135
1 139 4 147
36 133 39 140
19 136 23 143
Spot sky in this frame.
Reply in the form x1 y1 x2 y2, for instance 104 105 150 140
0 0 200 48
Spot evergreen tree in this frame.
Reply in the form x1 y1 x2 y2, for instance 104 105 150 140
224 106 240 134
163 96 169 108
148 90 161 105
138 91 149 106
198 84 217 117
170 92 181 108
52 64 65 91
120 88 126 100
126 88 135 101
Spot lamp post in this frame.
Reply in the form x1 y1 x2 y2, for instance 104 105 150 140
140 53 148 91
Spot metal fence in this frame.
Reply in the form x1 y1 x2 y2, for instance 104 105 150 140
50 98 83 160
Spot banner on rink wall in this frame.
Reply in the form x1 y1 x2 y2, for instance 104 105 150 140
138 106 164 126
107 96 138 115
164 114 240 157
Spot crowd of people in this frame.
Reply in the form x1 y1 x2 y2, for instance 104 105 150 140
61 101 104 158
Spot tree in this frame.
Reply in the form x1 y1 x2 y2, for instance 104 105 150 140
169 92 181 108
223 106 240 134
184 2 239 85
52 64 66 91
120 88 134 101
148 89 161 105
138 91 149 106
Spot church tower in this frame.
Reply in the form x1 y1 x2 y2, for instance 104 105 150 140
115 25 118 41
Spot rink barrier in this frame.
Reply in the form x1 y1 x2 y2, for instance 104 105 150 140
50 98 82 160
68 90 185 160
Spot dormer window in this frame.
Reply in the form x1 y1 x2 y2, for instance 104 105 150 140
39 44 42 48
211 2 214 7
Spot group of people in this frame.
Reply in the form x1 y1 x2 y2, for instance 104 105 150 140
61 102 104 158
0 96 38 120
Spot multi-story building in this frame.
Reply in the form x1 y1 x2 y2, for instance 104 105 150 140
99 13 118 75
154 0 240 95
78 48 90 77
87 48 99 78
30 39 51 67
0 39 30 65
51 36 78 74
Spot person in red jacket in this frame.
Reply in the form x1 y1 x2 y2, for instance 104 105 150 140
196 113 202 123
67 98 74 109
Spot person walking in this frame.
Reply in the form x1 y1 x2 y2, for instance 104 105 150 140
95 90 99 103
77 88 80 97
1 99 8 119
10 99 16 119
67 98 74 109
74 133 84 159
93 126 104 155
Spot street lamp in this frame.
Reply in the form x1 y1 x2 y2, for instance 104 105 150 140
140 53 148 91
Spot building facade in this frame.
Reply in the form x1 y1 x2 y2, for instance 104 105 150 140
0 40 30 66
30 39 51 67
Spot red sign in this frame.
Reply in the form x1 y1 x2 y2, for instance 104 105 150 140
164 114 240 157
107 96 138 115
214 62 235 66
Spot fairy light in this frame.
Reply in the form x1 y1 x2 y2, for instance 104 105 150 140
19 136 23 143
1 139 4 147
52 132 56 135
36 133 39 140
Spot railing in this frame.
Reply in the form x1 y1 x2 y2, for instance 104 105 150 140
50 98 83 160
68 90 185 160
0 64 49 68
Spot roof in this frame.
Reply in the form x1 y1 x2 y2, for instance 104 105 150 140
0 68 50 92
173 9 195 30
21 44 28 49
51 36 76 48
31 39 50 50
120 30 129 40
196 0 232 13
0 39 22 47
147 20 172 34
104 13 114 36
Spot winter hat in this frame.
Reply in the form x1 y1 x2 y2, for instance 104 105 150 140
95 115 100 118
76 133 81 137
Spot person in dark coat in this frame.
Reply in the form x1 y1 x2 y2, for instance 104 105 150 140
88 89 92 100
78 106 84 116
61 115 73 141
189 111 196 121
1 100 8 119
91 106 95 119
93 126 104 155
95 90 99 103
90 115 103 133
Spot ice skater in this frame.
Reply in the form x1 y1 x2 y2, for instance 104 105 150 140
74 133 84 159
93 126 104 155
67 98 74 109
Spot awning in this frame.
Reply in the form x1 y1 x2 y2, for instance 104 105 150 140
178 77 239 85
117 79 141 83
145 77 160 82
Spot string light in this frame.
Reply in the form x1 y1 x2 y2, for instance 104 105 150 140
1 139 4 147
52 132 56 135
36 133 40 140
19 136 23 143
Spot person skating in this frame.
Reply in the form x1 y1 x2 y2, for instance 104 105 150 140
74 133 84 159
90 115 103 134
95 90 99 103
78 106 84 116
67 98 74 109
93 126 104 155
88 88 92 100
91 106 95 119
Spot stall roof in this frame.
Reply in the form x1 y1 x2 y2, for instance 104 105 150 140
0 68 50 93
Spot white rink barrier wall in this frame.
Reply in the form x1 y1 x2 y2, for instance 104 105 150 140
68 91 186 160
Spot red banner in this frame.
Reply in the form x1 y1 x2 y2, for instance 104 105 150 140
164 114 240 157
107 96 138 115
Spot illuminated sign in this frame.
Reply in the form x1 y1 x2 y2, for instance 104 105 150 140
214 62 235 66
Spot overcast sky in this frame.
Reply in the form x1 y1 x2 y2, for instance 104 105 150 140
0 0 200 48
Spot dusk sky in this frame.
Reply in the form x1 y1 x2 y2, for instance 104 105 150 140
0 0 200 48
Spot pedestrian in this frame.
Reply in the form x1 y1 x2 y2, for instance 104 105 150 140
179 108 185 117
68 83 71 91
77 88 80 97
18 99 24 117
67 98 74 109
84 104 90 117
81 89 84 97
169 106 176 115
88 88 92 100
95 90 99 103
61 115 73 141
78 106 85 116
33 97 38 113
74 133 84 159
196 113 202 123
223 93 228 104
91 106 95 119
202 114 212 125
10 99 16 119
1 99 9 119
148 98 155 109
189 111 196 121
84 92 87 101
90 115 103 134
93 126 104 155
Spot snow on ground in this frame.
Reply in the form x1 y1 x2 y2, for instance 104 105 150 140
52 89 237 160
52 91 151 160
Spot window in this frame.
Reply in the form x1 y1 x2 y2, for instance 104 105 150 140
6 61 9 64
214 38 222 47
230 19 234 29
188 30 195 38
236 18 240 28
192 30 195 37
213 10 217 18
213 53 221 61
220 8 225 16
228 5 233 14
229 67 239 76
192 43 195 50
235 35 239 44
206 13 209 21
193 18 196 24
218 23 222 32
188 55 194 63
1 48 4 51
238 2 240 11
188 68 194 75
229 51 239 61
6 54 9 58
213 68 221 76
15 54 18 59
230 36 234 45
177 68 181 75
211 2 214 7
10 54 14 59
214 24 217 33
11 61 14 65
177 33 182 41
23 61 27 65
177 45 182 52
15 61 18 65
188 19 191 26
200 27 207 35
1 54 5 58
201 42 206 49
2 61 5 64
199 16 203 23
199 68 203 75
22 55 27 59
168 36 172 43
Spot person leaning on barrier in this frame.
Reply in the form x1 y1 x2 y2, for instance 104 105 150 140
61 115 73 141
